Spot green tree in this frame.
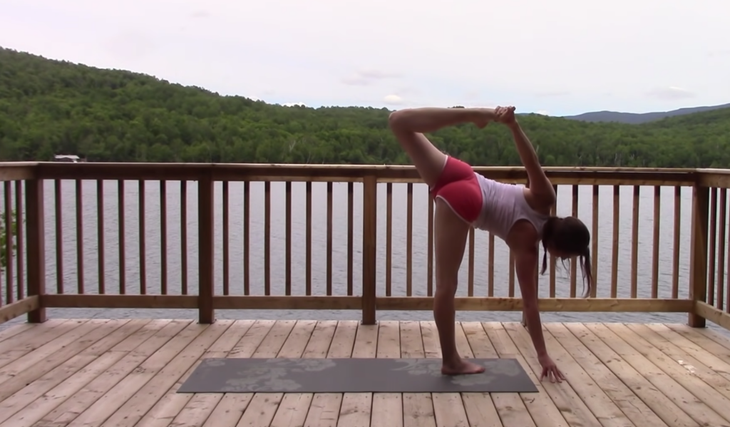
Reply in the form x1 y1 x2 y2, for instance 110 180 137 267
1 45 730 168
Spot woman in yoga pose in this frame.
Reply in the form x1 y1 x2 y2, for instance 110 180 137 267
388 105 592 383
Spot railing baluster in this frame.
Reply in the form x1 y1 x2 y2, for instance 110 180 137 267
326 181 333 296
591 184 599 297
306 181 312 296
264 181 271 296
222 180 230 296
549 184 558 297
243 180 250 296
159 180 167 295
4 181 13 304
385 183 392 297
630 185 639 299
708 188 718 305
717 188 727 309
180 180 188 296
55 179 64 294
139 180 146 295
571 184 579 297
97 180 105 295
651 186 660 299
488 233 494 297
15 180 24 301
405 183 412 297
611 185 620 298
468 228 475 297
347 182 353 296
285 181 291 296
76 179 83 294
118 180 126 295
672 186 681 299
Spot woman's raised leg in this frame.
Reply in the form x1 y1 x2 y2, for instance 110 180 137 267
388 107 496 187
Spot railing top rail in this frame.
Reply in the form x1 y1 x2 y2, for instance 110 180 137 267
30 162 698 185
0 161 710 185
0 162 38 181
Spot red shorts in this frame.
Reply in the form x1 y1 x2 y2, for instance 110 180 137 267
430 156 483 223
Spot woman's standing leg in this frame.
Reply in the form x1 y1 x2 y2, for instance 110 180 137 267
433 197 485 375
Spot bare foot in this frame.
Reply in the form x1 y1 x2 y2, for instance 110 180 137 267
441 359 486 375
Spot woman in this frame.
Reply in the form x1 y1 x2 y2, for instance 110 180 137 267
388 105 592 383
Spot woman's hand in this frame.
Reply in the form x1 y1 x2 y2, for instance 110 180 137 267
538 353 566 383
495 106 517 125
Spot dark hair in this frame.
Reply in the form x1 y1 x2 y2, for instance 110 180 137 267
540 216 593 298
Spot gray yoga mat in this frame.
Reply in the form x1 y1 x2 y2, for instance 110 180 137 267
178 358 538 393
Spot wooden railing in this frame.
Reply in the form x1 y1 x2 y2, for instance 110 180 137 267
1 162 729 329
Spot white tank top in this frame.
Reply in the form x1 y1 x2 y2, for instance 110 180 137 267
471 173 550 240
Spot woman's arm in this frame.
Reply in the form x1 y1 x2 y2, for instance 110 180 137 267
495 107 556 209
513 244 566 382
513 247 548 356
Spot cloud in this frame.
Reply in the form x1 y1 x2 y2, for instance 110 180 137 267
383 94 403 105
534 90 570 97
190 10 209 19
341 69 401 86
646 86 696 100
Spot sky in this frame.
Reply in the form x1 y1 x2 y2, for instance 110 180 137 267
1 0 729 116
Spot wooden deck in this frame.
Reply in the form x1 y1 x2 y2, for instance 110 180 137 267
1 319 730 427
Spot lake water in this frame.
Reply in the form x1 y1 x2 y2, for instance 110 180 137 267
2 178 728 335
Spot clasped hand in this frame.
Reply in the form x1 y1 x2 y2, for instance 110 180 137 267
474 106 517 128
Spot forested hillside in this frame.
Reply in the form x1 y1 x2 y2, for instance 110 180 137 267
1 47 728 167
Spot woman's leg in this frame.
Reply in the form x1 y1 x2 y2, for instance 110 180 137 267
388 107 495 187
433 197 486 375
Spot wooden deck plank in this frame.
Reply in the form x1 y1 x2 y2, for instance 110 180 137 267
564 323 700 427
0 322 34 342
535 322 635 427
628 324 730 403
584 323 730 427
544 323 668 427
198 320 277 427
0 319 128 401
420 321 471 427
49 319 200 426
0 319 150 424
3 320 730 427
397 321 427 427
138 319 254 427
478 322 545 427
0 319 83 371
605 323 730 425
91 320 233 427
235 319 297 427
490 322 600 427
301 321 362 427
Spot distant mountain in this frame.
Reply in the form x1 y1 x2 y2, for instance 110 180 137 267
563 103 730 124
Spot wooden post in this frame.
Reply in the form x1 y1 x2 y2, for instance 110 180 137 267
25 177 46 323
198 172 215 324
688 183 709 327
361 175 377 325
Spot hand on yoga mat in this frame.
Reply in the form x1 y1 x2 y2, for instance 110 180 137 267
538 354 565 383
